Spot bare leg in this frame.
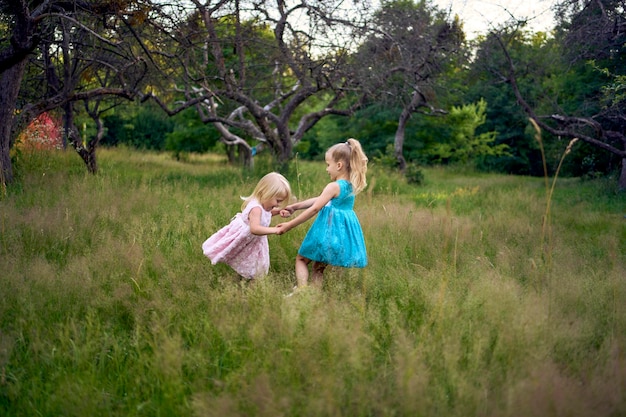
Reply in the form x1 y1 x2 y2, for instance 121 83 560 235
295 254 311 288
310 262 327 288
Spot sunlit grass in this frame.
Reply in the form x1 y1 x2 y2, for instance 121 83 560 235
1 148 625 416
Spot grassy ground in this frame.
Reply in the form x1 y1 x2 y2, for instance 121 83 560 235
1 148 625 416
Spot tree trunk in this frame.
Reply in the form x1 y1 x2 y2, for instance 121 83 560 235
226 144 236 164
84 115 105 174
238 144 253 169
0 118 13 190
618 158 626 191
276 139 292 166
394 106 410 172
64 110 99 174
85 147 98 174
394 90 424 173
0 60 28 186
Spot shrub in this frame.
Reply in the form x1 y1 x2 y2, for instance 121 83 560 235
15 112 63 151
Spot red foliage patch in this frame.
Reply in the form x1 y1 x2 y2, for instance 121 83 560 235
16 112 64 151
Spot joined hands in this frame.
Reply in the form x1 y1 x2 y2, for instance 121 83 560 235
273 207 294 235
275 222 292 235
279 208 294 218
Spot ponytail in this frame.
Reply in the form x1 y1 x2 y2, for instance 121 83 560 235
328 138 368 194
346 138 368 194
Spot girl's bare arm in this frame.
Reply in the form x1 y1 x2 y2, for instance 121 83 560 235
274 197 318 218
276 183 339 233
248 207 278 235
286 197 318 213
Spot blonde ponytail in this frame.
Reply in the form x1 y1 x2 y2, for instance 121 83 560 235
346 138 368 194
327 138 368 194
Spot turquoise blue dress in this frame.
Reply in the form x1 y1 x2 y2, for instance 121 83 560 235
298 179 367 267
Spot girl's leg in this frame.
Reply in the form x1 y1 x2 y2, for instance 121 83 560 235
295 254 311 287
311 262 327 287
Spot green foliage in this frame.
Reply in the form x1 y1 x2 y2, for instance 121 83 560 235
302 104 422 163
460 18 625 181
343 107 398 158
2 148 625 416
371 144 425 185
404 162 425 185
371 143 398 168
426 99 508 164
460 32 549 175
205 15 283 100
537 53 621 179
599 69 626 107
547 57 606 116
165 109 221 158
102 104 174 150
304 99 505 174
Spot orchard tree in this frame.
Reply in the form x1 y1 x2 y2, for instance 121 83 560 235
351 0 465 171
0 0 158 185
464 29 558 176
489 0 626 188
37 14 149 173
142 0 373 168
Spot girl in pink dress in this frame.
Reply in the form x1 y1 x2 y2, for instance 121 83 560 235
202 172 292 280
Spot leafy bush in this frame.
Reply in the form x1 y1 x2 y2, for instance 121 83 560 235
102 104 174 150
15 112 63 151
404 162 424 185
165 109 221 158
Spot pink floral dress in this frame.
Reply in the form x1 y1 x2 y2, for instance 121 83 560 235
202 199 272 279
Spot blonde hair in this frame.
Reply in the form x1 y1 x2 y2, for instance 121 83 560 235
326 138 368 194
241 172 292 211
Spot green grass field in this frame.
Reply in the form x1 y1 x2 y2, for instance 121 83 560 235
1 148 625 416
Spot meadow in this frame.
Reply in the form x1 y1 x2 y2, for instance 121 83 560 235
1 148 625 417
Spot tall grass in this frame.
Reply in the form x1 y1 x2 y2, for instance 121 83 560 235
1 148 625 416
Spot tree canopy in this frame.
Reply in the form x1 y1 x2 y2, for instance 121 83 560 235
1 0 625 189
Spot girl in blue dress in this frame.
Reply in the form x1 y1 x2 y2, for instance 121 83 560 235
277 138 368 291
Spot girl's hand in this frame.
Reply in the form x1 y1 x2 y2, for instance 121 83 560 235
272 207 293 217
250 208 282 236
275 222 291 235
279 208 293 218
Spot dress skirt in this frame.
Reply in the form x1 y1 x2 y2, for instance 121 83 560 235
298 179 367 268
